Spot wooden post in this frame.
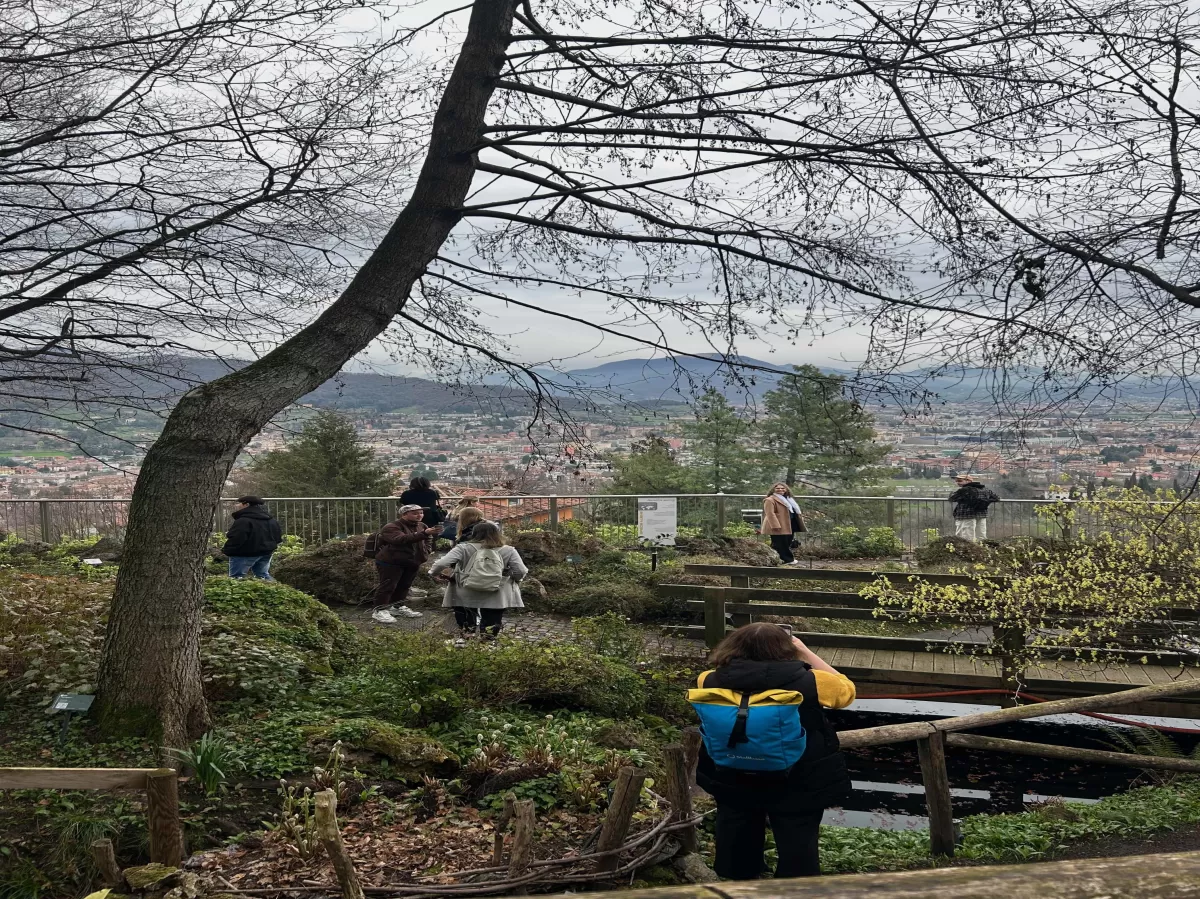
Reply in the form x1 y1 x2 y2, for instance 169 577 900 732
548 496 559 531
90 838 123 888
507 799 536 885
716 494 727 534
661 744 697 854
682 727 703 788
145 768 183 867
728 574 751 627
704 589 726 649
595 766 647 873
38 499 52 543
995 624 1026 704
492 792 517 866
314 790 365 899
916 733 955 857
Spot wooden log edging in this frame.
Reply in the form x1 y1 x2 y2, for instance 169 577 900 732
565 850 1200 898
839 679 1200 748
595 767 648 873
315 790 365 899
945 732 1200 772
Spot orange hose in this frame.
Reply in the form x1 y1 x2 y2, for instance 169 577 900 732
854 688 1200 734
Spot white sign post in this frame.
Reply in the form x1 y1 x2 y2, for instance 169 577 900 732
637 496 678 546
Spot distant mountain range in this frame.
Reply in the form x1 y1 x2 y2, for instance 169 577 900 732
10 354 1195 418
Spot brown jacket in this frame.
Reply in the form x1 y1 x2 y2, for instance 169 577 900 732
376 518 431 565
761 495 802 536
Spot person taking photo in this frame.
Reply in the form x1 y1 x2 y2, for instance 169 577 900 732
372 504 440 623
689 622 856 880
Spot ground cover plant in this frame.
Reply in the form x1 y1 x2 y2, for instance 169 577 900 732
6 526 1200 895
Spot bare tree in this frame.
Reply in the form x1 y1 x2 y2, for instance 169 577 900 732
7 0 1200 741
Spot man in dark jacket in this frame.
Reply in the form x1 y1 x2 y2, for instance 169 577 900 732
948 474 1000 542
223 496 283 579
372 504 440 623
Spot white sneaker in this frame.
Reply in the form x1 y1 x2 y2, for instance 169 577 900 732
390 605 424 619
372 609 397 623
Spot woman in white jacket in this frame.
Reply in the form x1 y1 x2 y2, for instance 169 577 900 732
432 521 527 640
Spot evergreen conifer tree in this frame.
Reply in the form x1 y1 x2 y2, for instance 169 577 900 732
760 365 888 487
249 411 397 496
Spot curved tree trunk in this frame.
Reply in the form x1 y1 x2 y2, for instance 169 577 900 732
95 0 518 746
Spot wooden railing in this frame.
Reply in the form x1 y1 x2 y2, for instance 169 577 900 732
570 850 1200 898
831 679 1200 857
660 565 1197 672
0 766 183 866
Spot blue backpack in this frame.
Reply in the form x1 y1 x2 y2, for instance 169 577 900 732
687 670 807 772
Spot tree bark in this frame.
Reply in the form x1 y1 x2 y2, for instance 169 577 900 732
95 0 518 746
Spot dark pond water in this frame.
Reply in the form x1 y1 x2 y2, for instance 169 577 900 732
821 699 1200 830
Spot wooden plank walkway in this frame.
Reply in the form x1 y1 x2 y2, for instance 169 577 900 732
822 646 1200 716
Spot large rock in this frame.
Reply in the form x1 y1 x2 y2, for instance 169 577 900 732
307 718 459 781
274 536 378 605
123 864 180 891
75 535 123 561
674 536 777 566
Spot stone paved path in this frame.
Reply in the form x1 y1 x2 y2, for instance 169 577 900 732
335 587 704 658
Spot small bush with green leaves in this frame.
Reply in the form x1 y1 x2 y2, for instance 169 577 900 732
572 612 645 665
170 731 242 796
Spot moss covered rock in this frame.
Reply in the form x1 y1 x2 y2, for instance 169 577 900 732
123 864 180 891
273 536 379 605
309 718 459 779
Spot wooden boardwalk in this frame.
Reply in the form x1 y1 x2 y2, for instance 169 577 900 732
821 645 1200 716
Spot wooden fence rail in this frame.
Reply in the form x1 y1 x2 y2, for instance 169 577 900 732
0 766 183 866
831 679 1200 857
562 851 1200 898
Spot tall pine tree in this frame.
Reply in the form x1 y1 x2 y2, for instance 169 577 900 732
760 365 888 487
680 389 755 492
249 411 398 496
607 435 698 494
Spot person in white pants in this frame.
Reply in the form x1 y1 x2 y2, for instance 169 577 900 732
955 516 987 542
948 474 999 543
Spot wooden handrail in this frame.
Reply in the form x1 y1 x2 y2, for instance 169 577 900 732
0 767 159 790
0 766 182 865
573 851 1200 897
681 564 1002 586
838 679 1200 748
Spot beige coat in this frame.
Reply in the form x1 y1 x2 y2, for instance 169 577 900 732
761 495 802 535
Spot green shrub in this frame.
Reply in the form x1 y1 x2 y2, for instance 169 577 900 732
320 673 463 727
464 642 647 718
572 613 645 665
545 581 657 618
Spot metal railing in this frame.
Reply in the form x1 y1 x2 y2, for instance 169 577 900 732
0 493 1079 548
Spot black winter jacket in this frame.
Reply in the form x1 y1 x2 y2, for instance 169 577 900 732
695 659 852 809
400 487 444 524
223 506 283 557
949 481 1000 519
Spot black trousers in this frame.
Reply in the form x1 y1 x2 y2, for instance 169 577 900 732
453 606 480 630
770 533 795 564
478 608 504 636
374 561 421 607
714 801 822 880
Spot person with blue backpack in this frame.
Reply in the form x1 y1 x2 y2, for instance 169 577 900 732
432 521 527 643
689 622 856 880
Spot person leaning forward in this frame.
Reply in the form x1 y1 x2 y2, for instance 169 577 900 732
372 504 439 623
